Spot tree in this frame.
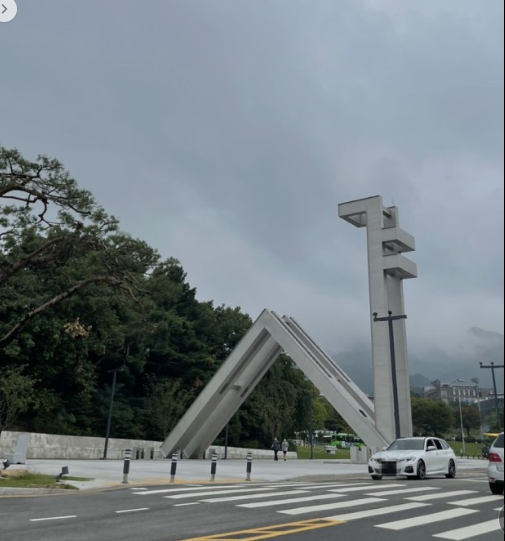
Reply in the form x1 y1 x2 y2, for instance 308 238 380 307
0 146 157 348
456 406 481 437
142 377 195 440
412 398 453 437
0 365 37 431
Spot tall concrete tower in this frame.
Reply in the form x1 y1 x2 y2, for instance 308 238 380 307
339 196 417 443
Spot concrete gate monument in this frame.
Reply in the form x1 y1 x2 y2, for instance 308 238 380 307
161 195 417 458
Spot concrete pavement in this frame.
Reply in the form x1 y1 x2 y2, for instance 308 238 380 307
0 457 489 495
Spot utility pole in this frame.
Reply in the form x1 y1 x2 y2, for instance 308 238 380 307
103 368 124 460
373 311 407 440
480 362 504 432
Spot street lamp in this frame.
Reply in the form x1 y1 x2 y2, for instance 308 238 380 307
453 379 466 455
373 311 407 440
470 377 482 437
103 367 124 460
480 362 504 432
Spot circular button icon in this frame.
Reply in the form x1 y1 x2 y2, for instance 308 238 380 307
0 0 17 23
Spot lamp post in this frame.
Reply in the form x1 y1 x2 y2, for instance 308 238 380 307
470 377 482 437
480 362 504 432
454 379 466 455
224 422 230 460
103 368 124 460
373 311 407 440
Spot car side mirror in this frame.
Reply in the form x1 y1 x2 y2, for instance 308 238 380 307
382 447 388 451
427 446 437 452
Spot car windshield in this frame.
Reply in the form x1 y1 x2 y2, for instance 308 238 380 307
387 439 425 451
493 434 504 449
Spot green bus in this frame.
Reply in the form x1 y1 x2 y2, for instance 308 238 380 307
324 433 364 450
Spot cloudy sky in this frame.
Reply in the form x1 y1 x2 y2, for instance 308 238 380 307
1 1 504 365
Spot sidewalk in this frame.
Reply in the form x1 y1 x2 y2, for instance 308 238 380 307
0 457 489 495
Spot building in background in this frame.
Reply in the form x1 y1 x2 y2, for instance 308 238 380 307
425 380 495 405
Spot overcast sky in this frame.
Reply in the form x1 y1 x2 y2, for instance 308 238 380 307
1 0 504 359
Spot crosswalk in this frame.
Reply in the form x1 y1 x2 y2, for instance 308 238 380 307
132 481 504 539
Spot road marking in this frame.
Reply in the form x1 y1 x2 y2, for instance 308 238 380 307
30 515 78 522
448 495 504 507
166 488 277 500
365 487 439 496
433 519 503 540
172 518 344 541
238 494 345 509
330 483 405 493
376 508 478 530
137 485 248 495
130 487 148 491
174 502 201 507
407 490 478 501
201 490 309 503
325 502 430 521
279 497 386 515
115 508 150 514
258 483 320 488
296 482 373 490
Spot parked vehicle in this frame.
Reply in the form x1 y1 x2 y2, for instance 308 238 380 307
324 433 364 452
487 432 504 495
368 437 457 480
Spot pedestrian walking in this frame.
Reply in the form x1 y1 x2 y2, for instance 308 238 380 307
282 439 289 461
271 438 280 461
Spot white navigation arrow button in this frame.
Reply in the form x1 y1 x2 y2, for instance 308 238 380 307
0 0 17 23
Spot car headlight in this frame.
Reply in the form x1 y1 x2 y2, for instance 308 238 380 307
399 457 418 463
370 457 379 463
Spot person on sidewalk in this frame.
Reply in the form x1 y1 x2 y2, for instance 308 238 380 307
271 438 280 461
282 439 289 461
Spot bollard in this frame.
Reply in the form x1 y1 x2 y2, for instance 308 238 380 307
122 449 132 484
246 452 253 482
170 453 178 483
210 452 218 482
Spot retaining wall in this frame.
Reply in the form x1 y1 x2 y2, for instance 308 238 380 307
0 431 297 461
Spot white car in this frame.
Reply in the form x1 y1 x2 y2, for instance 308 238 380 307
487 432 504 495
368 437 457 480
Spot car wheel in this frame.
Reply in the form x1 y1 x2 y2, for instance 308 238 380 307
445 460 456 479
417 460 427 480
489 482 504 495
371 474 383 481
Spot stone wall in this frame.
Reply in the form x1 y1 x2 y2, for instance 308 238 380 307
0 431 297 461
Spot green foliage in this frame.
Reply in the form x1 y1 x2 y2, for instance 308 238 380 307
1 146 335 447
454 405 482 437
412 398 453 437
0 365 37 431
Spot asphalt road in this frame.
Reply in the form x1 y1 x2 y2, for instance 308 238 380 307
0 475 503 541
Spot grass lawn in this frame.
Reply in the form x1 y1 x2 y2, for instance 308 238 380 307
296 442 485 460
296 446 351 460
448 441 485 458
0 470 92 489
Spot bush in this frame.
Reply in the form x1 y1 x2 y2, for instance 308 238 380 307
477 438 483 444
455 435 463 442
466 436 477 443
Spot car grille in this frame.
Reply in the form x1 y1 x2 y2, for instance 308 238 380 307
382 460 398 475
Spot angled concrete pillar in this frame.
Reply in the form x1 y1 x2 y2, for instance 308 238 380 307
160 309 389 459
339 196 417 442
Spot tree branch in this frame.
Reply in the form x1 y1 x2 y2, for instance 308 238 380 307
0 276 121 349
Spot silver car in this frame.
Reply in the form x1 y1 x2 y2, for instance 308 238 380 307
487 432 504 495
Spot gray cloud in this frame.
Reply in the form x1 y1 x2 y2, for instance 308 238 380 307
1 0 503 355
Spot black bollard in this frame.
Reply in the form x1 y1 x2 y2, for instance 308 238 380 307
210 452 218 482
246 452 253 482
122 449 132 484
170 453 178 483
